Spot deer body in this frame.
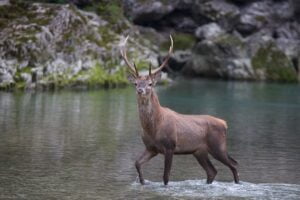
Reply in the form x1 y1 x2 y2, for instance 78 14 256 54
120 35 239 186
138 91 227 155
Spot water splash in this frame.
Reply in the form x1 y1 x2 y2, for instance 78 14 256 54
131 179 300 200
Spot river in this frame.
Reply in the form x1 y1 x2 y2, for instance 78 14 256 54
0 79 299 199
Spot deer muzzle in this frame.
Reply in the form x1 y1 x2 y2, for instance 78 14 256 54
137 88 145 95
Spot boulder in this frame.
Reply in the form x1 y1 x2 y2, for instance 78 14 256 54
228 0 260 5
272 0 294 21
291 0 300 20
123 0 174 25
167 14 198 33
195 23 225 40
274 21 300 40
183 33 255 79
236 1 272 36
191 0 240 30
251 42 298 82
164 50 191 72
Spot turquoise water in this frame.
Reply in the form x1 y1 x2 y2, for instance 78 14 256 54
0 79 299 199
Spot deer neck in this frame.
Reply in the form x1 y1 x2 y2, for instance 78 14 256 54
137 90 162 135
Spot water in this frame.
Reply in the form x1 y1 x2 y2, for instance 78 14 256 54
0 79 299 199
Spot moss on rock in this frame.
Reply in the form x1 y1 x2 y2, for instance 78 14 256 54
214 34 243 47
0 1 159 91
161 33 196 51
252 42 298 82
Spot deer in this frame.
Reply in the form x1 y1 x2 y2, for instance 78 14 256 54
120 35 239 186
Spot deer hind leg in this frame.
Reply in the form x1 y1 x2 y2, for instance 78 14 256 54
193 151 217 184
135 149 157 185
210 150 239 184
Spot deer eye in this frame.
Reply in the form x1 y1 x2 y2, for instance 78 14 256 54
149 83 152 86
134 82 137 86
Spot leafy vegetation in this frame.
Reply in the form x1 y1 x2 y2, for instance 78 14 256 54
34 62 129 91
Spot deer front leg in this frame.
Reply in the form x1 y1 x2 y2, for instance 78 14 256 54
163 149 174 186
135 149 157 185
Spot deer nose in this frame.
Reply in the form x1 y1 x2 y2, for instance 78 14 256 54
137 88 144 94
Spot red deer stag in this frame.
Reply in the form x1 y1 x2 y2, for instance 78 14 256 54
120 35 239 185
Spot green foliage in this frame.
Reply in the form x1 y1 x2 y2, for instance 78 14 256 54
97 26 117 48
161 33 196 51
79 0 124 25
38 62 129 90
95 0 123 24
252 42 298 82
0 1 56 29
0 1 28 29
76 63 128 88
215 34 244 47
133 60 150 71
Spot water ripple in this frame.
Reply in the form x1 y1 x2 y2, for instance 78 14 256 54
131 179 300 200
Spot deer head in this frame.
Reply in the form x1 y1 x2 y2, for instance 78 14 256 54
120 35 173 98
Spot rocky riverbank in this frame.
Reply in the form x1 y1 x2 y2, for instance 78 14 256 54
0 0 161 90
0 0 299 91
123 0 300 82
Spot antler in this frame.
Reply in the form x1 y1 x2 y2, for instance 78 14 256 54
151 35 173 75
148 63 152 76
120 36 139 77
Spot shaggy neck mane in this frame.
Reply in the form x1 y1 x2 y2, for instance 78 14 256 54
137 90 162 135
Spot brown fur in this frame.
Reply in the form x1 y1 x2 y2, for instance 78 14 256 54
134 81 239 185
120 35 238 185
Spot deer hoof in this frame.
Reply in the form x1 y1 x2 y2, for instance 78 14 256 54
135 176 144 185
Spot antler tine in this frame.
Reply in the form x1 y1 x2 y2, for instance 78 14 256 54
151 35 173 74
120 36 139 77
148 63 152 76
134 63 139 77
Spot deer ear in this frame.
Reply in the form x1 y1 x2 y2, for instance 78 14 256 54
151 71 162 85
127 74 136 83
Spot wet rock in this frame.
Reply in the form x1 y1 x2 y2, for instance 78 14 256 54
123 0 174 25
68 0 92 8
272 0 294 21
163 50 191 72
274 21 300 40
236 1 271 36
20 73 32 84
0 67 14 86
195 23 225 40
183 34 255 79
291 0 300 21
192 0 240 30
251 42 298 82
167 14 198 33
244 28 274 56
228 0 259 5
0 0 9 6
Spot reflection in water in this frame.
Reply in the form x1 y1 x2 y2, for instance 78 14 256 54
0 79 299 199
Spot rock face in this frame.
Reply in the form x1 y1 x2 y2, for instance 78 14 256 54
0 1 160 89
1 0 299 90
123 0 300 82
